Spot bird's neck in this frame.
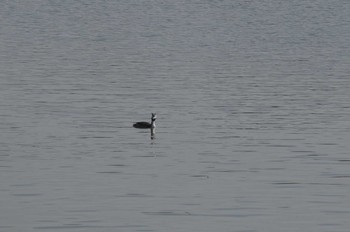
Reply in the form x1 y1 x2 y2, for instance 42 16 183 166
151 120 156 128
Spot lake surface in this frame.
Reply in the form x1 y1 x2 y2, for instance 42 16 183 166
1 1 349 231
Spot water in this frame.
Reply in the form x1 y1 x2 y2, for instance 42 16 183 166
1 1 350 231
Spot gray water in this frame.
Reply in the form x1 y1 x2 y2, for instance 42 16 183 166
1 1 350 231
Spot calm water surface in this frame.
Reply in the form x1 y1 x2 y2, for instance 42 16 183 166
1 1 350 231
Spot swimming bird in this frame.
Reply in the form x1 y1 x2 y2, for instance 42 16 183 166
133 113 157 129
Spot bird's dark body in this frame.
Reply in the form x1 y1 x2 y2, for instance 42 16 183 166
133 122 152 129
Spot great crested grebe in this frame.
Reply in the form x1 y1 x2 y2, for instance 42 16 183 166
133 113 157 129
